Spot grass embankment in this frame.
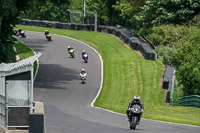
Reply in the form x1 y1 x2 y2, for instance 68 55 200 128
16 25 200 126
13 39 37 75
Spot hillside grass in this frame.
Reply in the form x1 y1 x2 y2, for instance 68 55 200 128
16 25 200 126
13 39 34 59
13 39 37 75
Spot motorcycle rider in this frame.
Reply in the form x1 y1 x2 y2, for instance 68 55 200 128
82 50 88 59
80 68 87 79
18 28 22 34
126 95 144 124
19 29 26 38
45 30 50 36
68 46 74 53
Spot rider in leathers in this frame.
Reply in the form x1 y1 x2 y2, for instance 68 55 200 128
126 95 144 124
82 50 88 59
80 69 87 79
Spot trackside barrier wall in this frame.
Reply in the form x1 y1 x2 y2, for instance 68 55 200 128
179 95 200 108
162 65 175 103
21 19 157 60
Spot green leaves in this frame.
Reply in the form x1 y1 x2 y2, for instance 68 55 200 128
169 41 200 95
135 0 200 30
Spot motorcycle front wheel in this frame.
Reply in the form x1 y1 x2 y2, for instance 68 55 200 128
131 116 138 130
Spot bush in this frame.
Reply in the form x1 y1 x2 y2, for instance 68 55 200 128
0 41 16 63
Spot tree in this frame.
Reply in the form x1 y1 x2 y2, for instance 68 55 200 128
0 0 22 63
23 0 70 22
169 35 200 95
113 0 146 29
80 0 118 25
134 0 200 33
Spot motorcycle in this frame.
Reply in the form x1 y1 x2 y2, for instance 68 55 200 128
69 49 75 58
13 29 19 36
82 53 88 63
128 104 142 130
46 33 52 41
20 30 26 38
80 73 87 84
81 76 86 84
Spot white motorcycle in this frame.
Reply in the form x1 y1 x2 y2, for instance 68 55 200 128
80 73 87 84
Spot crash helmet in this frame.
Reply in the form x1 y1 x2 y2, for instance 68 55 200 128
133 95 140 103
81 68 85 72
68 46 71 48
82 50 85 53
45 30 48 32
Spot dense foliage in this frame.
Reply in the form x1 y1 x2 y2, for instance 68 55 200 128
134 0 200 28
0 0 30 63
169 39 200 95
23 0 70 22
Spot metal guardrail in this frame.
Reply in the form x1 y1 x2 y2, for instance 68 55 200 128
178 95 200 108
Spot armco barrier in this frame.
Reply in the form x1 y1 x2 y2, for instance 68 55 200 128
162 65 175 103
21 19 157 60
179 95 200 108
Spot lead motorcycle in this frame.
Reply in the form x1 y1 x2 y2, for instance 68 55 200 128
128 104 142 130
46 33 52 41
20 30 26 38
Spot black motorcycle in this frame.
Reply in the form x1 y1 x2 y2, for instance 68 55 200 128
128 104 142 130
81 76 86 84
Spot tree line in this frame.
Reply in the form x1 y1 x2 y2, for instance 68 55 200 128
0 0 199 96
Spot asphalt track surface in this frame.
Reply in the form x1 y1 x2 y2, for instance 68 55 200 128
18 31 200 133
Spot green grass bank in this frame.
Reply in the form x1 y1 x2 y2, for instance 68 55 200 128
16 25 200 126
13 39 37 75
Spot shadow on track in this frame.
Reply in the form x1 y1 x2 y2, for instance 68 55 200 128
34 64 79 89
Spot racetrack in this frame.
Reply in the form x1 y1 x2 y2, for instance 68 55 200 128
18 31 200 133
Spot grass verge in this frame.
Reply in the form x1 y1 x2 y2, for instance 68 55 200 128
13 39 37 76
16 25 200 126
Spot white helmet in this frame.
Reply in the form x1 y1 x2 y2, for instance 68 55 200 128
82 50 85 53
68 46 71 48
134 95 140 103
45 30 48 32
81 68 85 72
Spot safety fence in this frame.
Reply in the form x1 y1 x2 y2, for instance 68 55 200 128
179 95 200 108
21 19 157 60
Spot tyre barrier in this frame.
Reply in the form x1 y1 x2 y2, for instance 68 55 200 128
179 95 200 108
21 19 157 60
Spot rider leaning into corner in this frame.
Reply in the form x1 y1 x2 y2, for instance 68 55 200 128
68 46 74 52
126 95 144 124
82 50 88 59
45 30 50 36
80 68 87 79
